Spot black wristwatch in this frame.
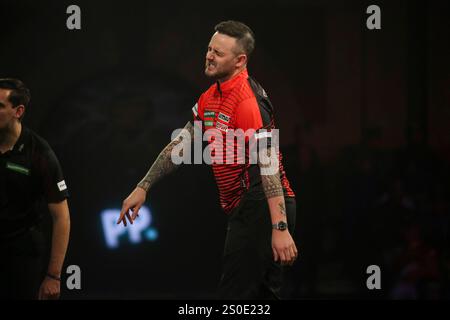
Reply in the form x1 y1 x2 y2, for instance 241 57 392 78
272 221 288 231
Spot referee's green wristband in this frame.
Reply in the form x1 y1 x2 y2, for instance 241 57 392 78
46 273 61 281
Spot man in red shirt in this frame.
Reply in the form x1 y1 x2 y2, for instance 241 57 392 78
118 21 298 299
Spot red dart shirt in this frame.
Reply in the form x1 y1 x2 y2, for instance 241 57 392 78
192 68 295 214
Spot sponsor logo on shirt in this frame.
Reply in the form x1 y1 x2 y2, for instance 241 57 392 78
204 110 215 118
218 112 230 123
6 162 30 176
216 122 228 132
57 180 67 191
204 110 215 127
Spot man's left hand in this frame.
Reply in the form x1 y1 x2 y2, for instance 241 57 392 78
38 276 61 300
272 230 298 266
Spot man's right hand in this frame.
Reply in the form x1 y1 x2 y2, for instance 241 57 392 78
117 186 147 226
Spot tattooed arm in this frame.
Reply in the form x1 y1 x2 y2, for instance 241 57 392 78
117 121 194 226
258 146 298 265
137 121 194 192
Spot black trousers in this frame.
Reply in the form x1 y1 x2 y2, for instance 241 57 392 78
0 227 45 299
218 195 296 300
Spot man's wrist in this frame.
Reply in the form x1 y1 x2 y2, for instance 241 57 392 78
272 221 288 231
137 181 150 193
46 273 61 281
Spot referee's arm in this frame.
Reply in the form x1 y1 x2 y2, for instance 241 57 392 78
38 199 70 300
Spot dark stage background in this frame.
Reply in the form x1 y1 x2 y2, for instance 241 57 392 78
1 0 449 299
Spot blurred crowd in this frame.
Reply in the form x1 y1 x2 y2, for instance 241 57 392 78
284 127 450 299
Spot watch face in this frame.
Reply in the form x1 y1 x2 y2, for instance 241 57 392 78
278 221 287 231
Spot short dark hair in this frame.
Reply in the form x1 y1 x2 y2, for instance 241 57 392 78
0 78 31 109
214 20 255 58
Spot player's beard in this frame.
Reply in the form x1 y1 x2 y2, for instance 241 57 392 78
205 62 233 82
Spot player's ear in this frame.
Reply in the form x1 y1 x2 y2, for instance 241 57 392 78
14 105 25 120
236 54 247 68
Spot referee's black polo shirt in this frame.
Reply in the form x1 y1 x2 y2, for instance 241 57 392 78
0 126 69 238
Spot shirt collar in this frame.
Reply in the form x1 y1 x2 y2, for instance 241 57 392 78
11 125 27 154
216 68 248 93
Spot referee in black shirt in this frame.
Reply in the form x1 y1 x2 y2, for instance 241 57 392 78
0 78 70 300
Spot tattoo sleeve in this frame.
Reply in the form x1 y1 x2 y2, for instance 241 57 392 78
137 121 194 192
258 146 284 199
278 202 286 215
